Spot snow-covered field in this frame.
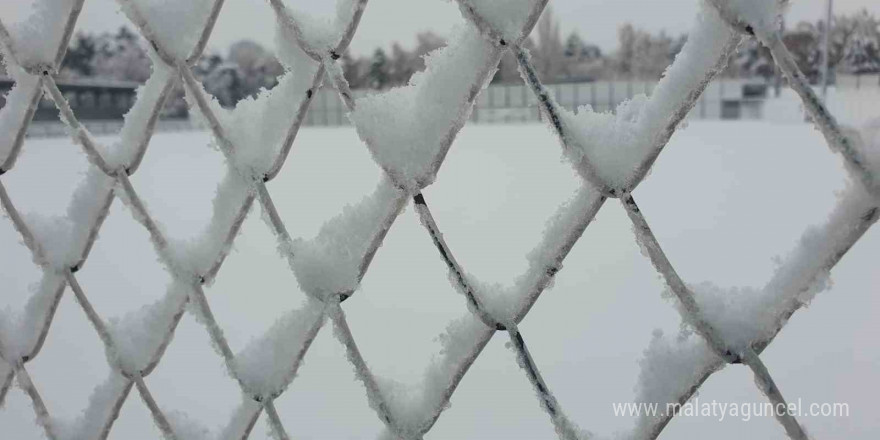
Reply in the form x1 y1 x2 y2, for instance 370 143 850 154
1 120 878 439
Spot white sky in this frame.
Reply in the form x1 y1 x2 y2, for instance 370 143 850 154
2 0 878 58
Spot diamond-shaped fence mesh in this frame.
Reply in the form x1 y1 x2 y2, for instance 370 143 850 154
0 0 877 439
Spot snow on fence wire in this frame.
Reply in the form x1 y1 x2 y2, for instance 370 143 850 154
303 80 765 127
0 0 877 439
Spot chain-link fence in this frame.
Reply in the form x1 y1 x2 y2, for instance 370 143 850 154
0 1 877 439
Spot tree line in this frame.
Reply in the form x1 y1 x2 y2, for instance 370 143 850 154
2 7 876 110
732 9 879 82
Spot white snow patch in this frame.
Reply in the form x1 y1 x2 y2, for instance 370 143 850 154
168 165 253 280
0 272 65 360
119 0 213 61
7 166 113 271
454 185 602 326
217 398 261 440
165 410 213 440
350 23 497 190
561 4 735 190
369 313 492 437
232 300 324 398
291 177 404 298
107 50 176 170
3 0 77 67
630 329 722 440
64 168 116 265
686 282 784 351
0 64 40 165
681 178 878 350
23 213 75 269
191 18 320 180
106 281 191 374
164 398 261 440
53 373 130 440
717 0 786 35
284 0 359 51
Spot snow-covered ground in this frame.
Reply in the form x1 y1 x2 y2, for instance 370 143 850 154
1 120 878 439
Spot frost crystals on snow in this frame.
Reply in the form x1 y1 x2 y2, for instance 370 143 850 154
0 272 65 360
282 0 361 51
292 177 405 299
2 0 78 69
678 150 879 353
232 300 325 398
0 64 40 166
105 282 191 375
708 0 787 36
351 23 497 190
630 330 722 440
559 3 737 191
119 0 214 62
52 373 130 440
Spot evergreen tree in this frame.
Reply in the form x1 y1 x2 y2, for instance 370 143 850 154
62 33 97 77
369 48 389 89
843 10 880 74
564 32 585 59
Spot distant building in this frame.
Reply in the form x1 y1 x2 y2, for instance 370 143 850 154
0 76 142 121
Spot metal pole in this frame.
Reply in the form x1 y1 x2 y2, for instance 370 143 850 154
821 0 833 100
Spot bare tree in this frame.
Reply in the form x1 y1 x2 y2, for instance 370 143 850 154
534 5 563 81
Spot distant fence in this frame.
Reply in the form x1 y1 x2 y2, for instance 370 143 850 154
26 118 196 138
0 76 140 121
1 75 194 138
305 79 769 126
837 73 880 89
17 76 879 138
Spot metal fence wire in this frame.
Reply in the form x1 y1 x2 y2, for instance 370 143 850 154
0 1 878 439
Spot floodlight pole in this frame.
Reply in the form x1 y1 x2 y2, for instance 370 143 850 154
821 0 833 100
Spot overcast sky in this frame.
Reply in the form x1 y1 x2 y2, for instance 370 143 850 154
2 0 878 58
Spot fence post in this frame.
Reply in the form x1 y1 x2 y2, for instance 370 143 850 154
608 81 614 112
591 81 596 110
